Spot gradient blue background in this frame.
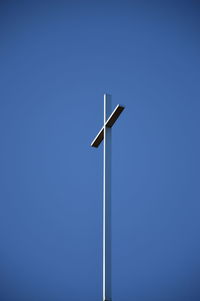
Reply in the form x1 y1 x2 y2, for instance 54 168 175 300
0 1 200 300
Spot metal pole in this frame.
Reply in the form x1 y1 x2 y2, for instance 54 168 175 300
103 94 112 301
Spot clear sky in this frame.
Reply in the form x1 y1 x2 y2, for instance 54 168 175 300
0 1 200 300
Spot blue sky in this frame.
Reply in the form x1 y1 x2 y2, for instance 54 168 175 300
0 1 200 300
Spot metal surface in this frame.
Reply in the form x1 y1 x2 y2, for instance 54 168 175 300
106 105 124 128
103 94 112 301
90 94 124 301
91 104 125 148
91 127 104 148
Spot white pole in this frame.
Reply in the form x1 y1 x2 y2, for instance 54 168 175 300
103 94 112 301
